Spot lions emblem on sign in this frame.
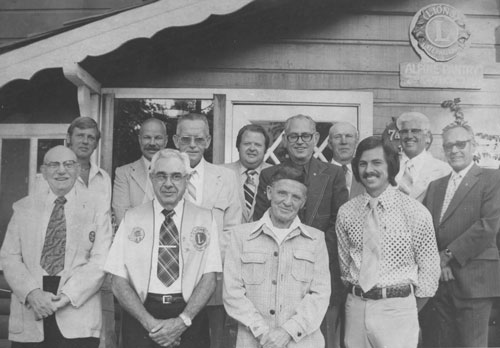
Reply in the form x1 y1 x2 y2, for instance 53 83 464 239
128 227 145 243
89 231 96 243
410 4 470 62
191 226 210 251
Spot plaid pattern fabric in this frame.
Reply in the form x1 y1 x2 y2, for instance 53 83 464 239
157 209 179 287
40 196 67 275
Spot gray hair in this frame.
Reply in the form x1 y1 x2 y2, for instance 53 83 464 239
150 149 191 174
284 114 316 134
329 121 359 140
176 113 210 135
396 112 430 131
442 122 476 145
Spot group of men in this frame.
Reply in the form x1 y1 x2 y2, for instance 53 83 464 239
1 109 499 348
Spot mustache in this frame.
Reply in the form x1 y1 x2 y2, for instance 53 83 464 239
144 145 160 151
362 172 380 179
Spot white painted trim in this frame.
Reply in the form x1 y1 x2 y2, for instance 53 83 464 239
0 124 69 138
63 63 101 93
0 0 254 87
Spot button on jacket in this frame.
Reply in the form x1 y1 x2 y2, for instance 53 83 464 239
223 212 331 348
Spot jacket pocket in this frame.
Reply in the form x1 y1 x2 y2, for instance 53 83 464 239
9 299 23 334
291 249 315 282
241 252 267 285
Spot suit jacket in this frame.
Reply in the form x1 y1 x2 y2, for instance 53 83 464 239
112 158 151 224
0 186 112 342
331 162 365 200
424 164 500 298
223 160 272 223
253 157 349 305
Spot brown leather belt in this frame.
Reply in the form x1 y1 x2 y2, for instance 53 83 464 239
146 293 184 304
348 284 413 300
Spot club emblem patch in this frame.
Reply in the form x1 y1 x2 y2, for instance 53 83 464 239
191 226 210 251
128 227 145 244
89 231 96 243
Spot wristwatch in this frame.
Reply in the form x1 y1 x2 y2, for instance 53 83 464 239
179 313 192 327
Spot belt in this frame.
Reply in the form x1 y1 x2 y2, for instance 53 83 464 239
348 284 413 300
146 293 184 305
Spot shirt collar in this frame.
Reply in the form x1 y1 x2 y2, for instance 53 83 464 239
192 158 206 175
403 150 428 172
87 161 104 181
453 161 474 178
47 186 76 205
249 209 312 240
361 185 399 211
153 197 184 218
142 156 151 171
238 160 265 176
331 159 351 171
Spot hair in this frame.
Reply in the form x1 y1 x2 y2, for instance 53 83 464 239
284 114 316 134
396 112 430 131
150 149 191 174
329 122 359 140
235 124 270 150
140 118 167 136
269 166 307 186
67 117 101 141
352 136 400 186
176 113 210 135
442 122 476 145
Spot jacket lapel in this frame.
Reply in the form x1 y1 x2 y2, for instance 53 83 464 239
432 175 449 229
440 165 480 224
130 159 147 193
305 158 328 225
202 164 222 209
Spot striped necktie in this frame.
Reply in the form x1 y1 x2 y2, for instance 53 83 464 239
358 197 380 292
40 196 67 276
157 209 180 287
187 170 197 203
243 170 257 213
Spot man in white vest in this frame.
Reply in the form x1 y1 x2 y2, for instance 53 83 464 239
105 149 221 348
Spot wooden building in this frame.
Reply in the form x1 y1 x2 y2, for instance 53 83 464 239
0 0 499 346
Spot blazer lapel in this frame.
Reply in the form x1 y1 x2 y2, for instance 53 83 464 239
131 159 148 193
64 189 86 272
305 158 328 225
440 165 480 224
34 195 46 267
202 164 222 209
432 175 449 229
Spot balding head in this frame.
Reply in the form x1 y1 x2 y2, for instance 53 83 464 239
328 122 359 164
42 146 80 196
138 118 168 161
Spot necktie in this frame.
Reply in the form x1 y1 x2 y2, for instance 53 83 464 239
358 197 380 292
157 209 180 287
40 196 67 275
399 161 414 196
243 170 257 213
342 164 352 193
440 174 461 222
187 170 197 203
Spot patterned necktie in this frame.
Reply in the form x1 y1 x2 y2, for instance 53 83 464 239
243 170 257 213
399 161 414 196
342 164 352 193
440 174 461 222
157 209 180 287
40 196 67 276
358 197 380 292
187 170 197 203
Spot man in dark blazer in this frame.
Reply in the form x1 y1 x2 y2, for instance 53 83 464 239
423 122 500 347
253 114 348 348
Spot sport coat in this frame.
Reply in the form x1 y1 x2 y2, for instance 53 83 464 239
223 160 272 223
253 157 348 304
424 164 500 298
0 186 112 342
112 158 150 224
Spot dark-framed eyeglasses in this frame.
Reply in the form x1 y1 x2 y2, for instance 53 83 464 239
44 160 78 171
286 133 314 143
399 128 423 136
443 140 471 152
177 136 208 146
152 172 187 184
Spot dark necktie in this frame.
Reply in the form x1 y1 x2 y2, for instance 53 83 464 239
40 196 67 275
157 209 180 287
341 164 348 175
243 170 257 213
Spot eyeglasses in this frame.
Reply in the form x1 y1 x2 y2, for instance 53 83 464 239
152 173 187 184
286 133 314 143
44 160 78 170
177 136 208 146
443 140 471 152
399 128 423 136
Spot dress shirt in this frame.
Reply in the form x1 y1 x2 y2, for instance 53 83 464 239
332 159 352 194
396 151 426 185
188 158 206 205
336 186 440 298
449 161 474 188
260 211 301 245
142 156 154 204
223 210 331 347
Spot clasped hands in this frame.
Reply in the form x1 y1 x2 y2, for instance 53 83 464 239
26 289 71 320
439 250 455 282
258 327 292 348
147 317 186 347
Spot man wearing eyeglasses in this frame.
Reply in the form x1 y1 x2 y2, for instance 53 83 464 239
1 145 112 348
105 149 221 348
396 112 450 203
423 122 500 347
253 114 348 348
173 113 241 348
113 118 168 225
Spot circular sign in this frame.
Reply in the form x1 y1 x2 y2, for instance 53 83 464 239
409 4 470 62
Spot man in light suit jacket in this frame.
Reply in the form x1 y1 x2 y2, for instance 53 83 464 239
253 114 348 348
112 118 168 224
0 145 112 347
173 113 242 348
423 122 500 347
328 122 365 200
396 112 450 203
224 124 272 223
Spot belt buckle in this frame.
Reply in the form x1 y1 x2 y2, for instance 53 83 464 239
162 295 173 304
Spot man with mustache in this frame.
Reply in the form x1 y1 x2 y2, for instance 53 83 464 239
396 112 450 202
253 114 348 348
423 122 500 347
113 118 168 225
224 124 272 223
336 136 440 348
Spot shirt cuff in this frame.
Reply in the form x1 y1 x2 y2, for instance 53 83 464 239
59 291 76 307
282 318 306 343
248 318 269 338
